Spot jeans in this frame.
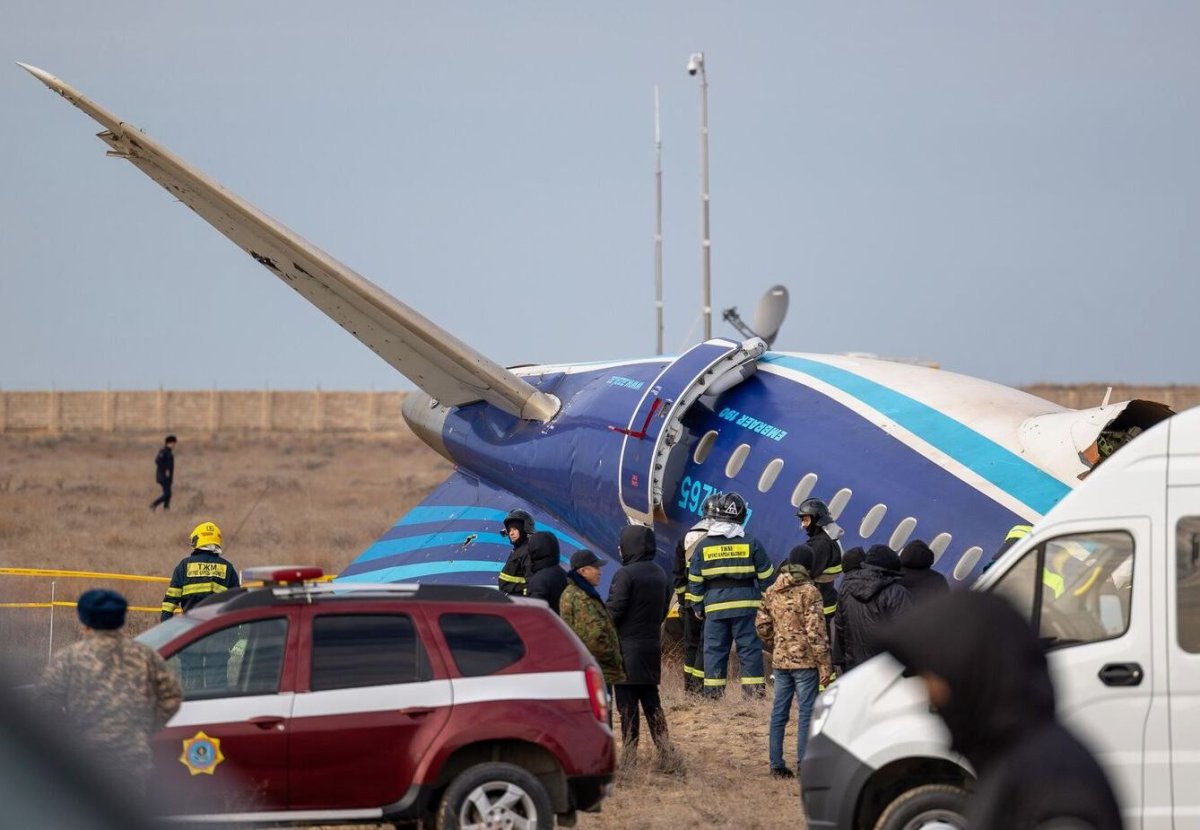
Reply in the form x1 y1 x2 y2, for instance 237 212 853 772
769 667 820 770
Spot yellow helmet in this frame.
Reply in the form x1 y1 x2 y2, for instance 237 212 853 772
189 522 223 549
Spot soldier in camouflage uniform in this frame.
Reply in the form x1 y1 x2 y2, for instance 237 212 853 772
755 544 832 779
39 589 183 797
560 549 624 726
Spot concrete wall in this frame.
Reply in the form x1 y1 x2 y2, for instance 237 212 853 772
1 386 1196 433
0 390 408 433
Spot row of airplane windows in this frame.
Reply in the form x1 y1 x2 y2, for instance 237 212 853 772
692 429 984 581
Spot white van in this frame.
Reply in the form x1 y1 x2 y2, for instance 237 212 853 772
801 405 1200 830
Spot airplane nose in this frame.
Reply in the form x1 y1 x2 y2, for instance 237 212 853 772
402 391 452 461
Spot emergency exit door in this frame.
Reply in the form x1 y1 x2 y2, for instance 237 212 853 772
617 338 765 526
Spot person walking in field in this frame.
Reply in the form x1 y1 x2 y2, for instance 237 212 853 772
149 434 176 511
39 589 182 797
756 544 832 779
560 549 624 726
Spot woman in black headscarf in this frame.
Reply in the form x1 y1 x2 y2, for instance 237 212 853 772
879 591 1121 830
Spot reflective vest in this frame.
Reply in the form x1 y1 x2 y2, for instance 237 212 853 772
686 533 775 620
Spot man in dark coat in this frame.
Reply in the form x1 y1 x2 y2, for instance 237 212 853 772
899 539 951 603
879 591 1122 830
149 434 176 511
834 544 912 672
608 524 681 772
526 532 567 614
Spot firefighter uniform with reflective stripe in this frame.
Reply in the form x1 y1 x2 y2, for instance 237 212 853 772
688 531 774 696
806 528 842 631
673 521 713 693
161 550 240 620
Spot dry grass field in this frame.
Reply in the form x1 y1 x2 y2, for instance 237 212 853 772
0 431 806 828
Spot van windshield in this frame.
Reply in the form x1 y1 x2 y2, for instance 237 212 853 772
990 529 1134 650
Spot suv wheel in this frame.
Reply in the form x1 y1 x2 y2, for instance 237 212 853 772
874 783 969 830
439 761 553 830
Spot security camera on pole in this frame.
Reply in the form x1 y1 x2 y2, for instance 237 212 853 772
686 52 711 340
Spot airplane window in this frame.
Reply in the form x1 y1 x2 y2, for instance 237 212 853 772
860 504 888 537
758 459 785 493
726 444 751 478
694 430 719 464
828 488 853 520
929 533 953 562
889 517 918 550
953 546 984 581
791 473 818 507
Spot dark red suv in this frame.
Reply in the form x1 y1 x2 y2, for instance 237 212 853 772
136 568 614 828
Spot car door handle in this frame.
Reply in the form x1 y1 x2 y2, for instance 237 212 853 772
1098 663 1144 687
404 708 434 720
248 715 286 730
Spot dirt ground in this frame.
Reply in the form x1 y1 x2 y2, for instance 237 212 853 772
0 431 808 828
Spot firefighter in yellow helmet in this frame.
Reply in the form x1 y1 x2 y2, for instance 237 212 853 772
160 522 240 620
161 522 241 691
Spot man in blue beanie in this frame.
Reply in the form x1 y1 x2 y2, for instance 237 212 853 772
39 588 182 797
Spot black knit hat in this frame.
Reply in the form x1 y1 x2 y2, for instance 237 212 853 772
787 544 815 571
865 544 902 573
77 589 127 630
842 546 866 572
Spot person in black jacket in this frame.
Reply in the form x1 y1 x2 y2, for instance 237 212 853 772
899 539 950 603
829 546 865 676
608 524 681 772
879 591 1122 830
497 509 535 595
834 544 912 672
526 532 567 614
149 435 176 511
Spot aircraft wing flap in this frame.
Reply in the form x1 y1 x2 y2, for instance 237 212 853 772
20 63 558 421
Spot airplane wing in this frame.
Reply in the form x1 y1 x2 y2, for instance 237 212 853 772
338 470 614 591
18 64 558 422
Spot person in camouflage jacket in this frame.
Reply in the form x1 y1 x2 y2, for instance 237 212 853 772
39 589 183 797
755 544 832 778
560 549 625 687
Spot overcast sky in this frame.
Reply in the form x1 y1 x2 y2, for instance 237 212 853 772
2 2 1197 391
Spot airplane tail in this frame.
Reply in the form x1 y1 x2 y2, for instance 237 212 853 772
339 470 614 591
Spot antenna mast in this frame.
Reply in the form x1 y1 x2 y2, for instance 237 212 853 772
654 86 664 355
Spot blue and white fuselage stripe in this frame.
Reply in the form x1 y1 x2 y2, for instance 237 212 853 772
342 351 1074 591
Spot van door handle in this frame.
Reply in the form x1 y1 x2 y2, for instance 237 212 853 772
248 715 286 730
1098 663 1143 687
405 708 434 720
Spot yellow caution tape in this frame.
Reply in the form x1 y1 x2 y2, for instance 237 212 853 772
0 601 160 613
0 567 169 583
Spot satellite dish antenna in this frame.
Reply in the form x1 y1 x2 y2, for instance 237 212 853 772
721 284 790 347
752 285 789 347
